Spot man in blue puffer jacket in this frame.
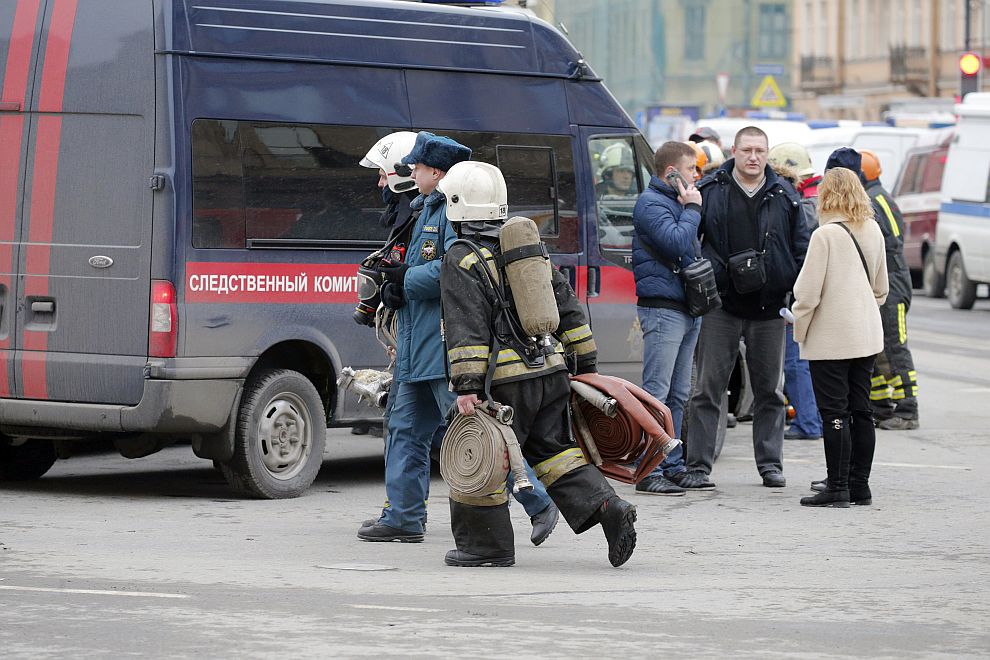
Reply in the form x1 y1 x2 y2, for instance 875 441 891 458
632 141 711 495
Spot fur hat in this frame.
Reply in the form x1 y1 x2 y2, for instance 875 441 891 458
400 132 471 172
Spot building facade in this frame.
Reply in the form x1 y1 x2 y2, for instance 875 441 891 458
793 0 988 120
554 0 794 127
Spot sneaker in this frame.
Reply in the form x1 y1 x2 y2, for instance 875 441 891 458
761 470 786 487
878 416 919 430
669 471 716 489
634 475 686 496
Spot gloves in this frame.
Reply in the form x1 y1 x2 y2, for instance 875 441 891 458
381 282 406 310
379 260 410 286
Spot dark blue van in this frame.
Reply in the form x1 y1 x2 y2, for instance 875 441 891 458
0 0 654 497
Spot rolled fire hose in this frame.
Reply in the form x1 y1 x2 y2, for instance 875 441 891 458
441 404 534 496
569 374 681 484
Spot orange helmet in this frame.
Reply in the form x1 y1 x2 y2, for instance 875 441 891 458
860 149 882 182
684 141 708 178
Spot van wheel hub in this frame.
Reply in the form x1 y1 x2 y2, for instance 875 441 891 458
257 393 311 479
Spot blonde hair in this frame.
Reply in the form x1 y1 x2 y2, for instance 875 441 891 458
818 167 874 223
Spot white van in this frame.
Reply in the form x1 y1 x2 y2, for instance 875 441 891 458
933 93 990 309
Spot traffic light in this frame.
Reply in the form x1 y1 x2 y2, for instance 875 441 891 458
960 52 982 98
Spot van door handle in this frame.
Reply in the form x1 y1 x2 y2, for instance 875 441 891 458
587 266 601 297
32 301 55 313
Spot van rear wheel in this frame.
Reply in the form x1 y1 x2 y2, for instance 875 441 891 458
922 251 945 298
947 252 977 310
0 437 58 481
221 369 326 499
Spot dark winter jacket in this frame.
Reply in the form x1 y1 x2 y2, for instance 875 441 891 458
865 179 913 305
440 234 596 395
697 160 810 318
392 189 457 383
631 176 703 310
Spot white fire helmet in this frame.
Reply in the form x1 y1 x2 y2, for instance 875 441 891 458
437 161 509 223
360 131 419 193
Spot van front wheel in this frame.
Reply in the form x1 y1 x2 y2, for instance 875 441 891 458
922 251 945 298
221 369 326 499
0 437 57 481
947 252 977 310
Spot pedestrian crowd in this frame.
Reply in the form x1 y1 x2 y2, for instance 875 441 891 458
348 122 921 568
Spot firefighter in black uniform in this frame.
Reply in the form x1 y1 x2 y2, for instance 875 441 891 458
860 150 919 430
437 161 637 568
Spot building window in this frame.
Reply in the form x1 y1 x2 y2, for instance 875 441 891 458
758 4 787 59
684 6 705 61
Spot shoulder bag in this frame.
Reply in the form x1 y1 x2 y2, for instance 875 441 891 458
641 240 721 317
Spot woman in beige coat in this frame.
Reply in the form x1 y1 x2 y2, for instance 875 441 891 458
792 166 888 508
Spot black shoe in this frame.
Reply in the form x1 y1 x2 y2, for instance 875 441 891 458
669 471 716 489
635 475 686 496
849 486 872 506
800 489 850 508
762 470 786 487
785 428 822 440
810 478 828 493
726 413 738 429
357 523 424 543
350 424 370 436
530 502 559 546
599 496 637 567
444 549 514 567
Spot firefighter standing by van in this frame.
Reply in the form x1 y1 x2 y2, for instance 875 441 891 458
438 161 638 568
860 150 920 430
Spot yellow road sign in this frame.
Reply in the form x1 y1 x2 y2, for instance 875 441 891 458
751 75 786 108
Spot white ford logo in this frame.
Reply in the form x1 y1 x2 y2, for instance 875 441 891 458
89 255 113 269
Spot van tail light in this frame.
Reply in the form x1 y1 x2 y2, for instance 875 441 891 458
149 280 178 358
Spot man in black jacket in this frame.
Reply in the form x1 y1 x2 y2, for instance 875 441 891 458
685 126 810 488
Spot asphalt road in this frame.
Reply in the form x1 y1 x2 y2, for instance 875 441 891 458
2 295 989 658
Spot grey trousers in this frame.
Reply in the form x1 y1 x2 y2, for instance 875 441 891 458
686 308 786 476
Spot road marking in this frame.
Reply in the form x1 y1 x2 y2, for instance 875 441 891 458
0 585 189 599
316 563 396 572
350 604 443 613
722 456 970 470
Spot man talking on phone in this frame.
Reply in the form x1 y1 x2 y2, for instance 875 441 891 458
631 141 708 494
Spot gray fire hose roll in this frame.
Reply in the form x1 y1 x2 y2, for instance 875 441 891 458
441 407 534 495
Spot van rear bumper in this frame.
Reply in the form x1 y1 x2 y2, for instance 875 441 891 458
0 379 242 434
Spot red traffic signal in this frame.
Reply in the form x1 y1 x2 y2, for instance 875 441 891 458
960 52 983 98
960 52 982 76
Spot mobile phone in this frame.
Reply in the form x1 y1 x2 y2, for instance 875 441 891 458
665 170 690 190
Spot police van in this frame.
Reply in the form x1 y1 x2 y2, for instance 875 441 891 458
0 0 652 496
934 93 990 309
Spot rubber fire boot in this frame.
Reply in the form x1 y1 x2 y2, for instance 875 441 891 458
597 495 637 567
848 409 876 505
801 414 850 508
445 500 515 567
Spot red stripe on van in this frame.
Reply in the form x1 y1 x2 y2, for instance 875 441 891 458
0 0 43 107
0 0 44 397
20 0 78 400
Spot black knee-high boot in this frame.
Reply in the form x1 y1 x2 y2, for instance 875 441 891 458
445 500 515 567
801 414 851 508
848 410 875 505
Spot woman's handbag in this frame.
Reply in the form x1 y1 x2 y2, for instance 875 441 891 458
642 241 721 317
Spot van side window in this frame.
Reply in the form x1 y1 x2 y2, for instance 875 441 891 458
920 147 948 194
589 135 647 259
191 119 388 248
895 154 923 196
443 131 579 254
